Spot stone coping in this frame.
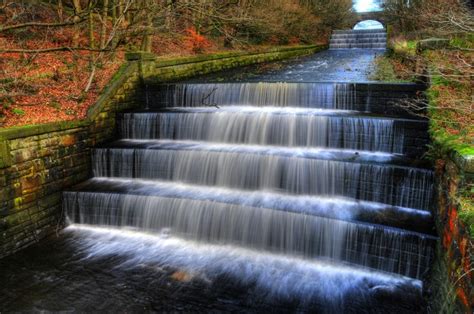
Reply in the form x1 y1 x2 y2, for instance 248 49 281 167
137 45 320 68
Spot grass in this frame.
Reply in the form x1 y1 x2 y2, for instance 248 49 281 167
426 244 461 313
391 39 418 56
369 56 405 82
12 108 25 116
459 198 474 238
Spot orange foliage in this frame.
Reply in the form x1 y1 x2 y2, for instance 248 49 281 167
183 28 212 54
0 23 123 127
288 37 300 45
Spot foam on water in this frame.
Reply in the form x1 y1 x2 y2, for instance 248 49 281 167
65 224 423 311
64 188 435 278
92 147 435 209
120 111 407 153
111 139 401 163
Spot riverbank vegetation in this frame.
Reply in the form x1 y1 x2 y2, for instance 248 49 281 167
375 0 473 238
377 3 474 306
381 0 473 146
0 0 353 127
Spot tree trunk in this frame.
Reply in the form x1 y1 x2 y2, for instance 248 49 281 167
88 0 95 49
57 0 63 22
140 0 153 52
100 0 109 49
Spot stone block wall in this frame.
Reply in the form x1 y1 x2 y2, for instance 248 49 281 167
0 62 141 258
0 45 323 258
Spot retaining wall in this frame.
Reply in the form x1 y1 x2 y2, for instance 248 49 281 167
433 150 474 312
0 45 323 258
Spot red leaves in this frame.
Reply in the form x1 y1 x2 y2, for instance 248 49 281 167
0 47 122 127
183 28 212 54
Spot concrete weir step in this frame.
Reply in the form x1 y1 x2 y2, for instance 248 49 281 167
330 43 387 49
330 38 387 44
333 29 387 34
330 29 387 50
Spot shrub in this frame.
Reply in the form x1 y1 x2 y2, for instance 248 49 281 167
183 28 212 54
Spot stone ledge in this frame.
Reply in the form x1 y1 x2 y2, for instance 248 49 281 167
417 38 450 52
452 151 474 174
153 45 322 68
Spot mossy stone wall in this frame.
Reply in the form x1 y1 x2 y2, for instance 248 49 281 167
0 45 324 258
434 151 474 312
0 62 141 258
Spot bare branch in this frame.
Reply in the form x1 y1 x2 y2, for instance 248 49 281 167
0 20 85 32
0 47 112 54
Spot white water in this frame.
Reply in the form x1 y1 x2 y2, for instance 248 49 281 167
93 146 434 209
121 110 406 153
158 83 347 109
65 190 433 279
66 224 423 309
65 77 434 309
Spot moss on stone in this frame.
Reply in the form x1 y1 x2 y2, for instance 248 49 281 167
458 201 474 238
154 45 321 68
0 121 88 142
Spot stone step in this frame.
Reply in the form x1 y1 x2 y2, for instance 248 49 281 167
330 38 387 44
141 82 428 119
91 141 436 210
330 43 387 49
118 109 430 157
64 191 436 281
331 34 387 40
333 29 387 34
68 177 435 235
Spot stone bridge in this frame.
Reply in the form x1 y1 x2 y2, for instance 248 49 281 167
353 11 386 28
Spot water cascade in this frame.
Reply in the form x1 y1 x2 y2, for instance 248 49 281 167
330 29 387 49
64 66 434 311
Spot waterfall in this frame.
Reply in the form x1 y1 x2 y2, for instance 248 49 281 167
64 80 435 308
92 145 434 210
154 83 339 109
330 29 387 50
64 190 434 279
120 110 407 154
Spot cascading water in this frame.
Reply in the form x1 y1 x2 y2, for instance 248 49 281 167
119 110 408 154
91 144 434 209
64 77 435 309
330 29 388 49
63 74 436 310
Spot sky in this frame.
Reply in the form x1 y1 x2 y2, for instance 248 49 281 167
354 20 384 29
353 0 383 12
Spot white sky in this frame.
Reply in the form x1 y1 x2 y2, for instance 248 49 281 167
353 0 383 12
354 20 384 29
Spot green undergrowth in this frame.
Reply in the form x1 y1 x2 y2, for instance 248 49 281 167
449 33 474 50
386 34 474 235
426 244 460 313
391 39 418 56
459 197 474 238
369 55 406 82
427 76 473 157
428 77 473 233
